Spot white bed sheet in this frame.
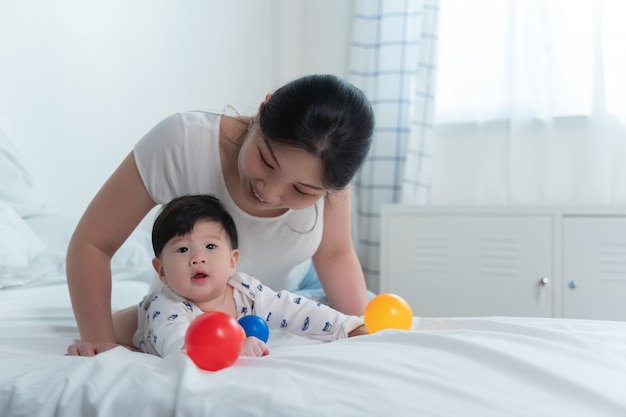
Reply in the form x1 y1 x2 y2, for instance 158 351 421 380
2 277 626 417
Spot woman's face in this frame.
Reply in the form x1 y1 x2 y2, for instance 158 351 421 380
238 126 326 212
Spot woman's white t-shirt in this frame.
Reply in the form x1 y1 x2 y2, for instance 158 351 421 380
133 112 324 291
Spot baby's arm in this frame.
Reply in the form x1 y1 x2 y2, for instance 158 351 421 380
240 336 270 357
138 293 192 357
240 274 364 341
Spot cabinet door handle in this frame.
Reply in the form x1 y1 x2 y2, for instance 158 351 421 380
568 280 577 290
539 277 550 286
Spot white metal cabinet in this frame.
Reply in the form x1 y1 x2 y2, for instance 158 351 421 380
380 205 626 320
380 211 553 317
562 216 626 320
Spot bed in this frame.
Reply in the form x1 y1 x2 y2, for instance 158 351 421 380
2 128 626 417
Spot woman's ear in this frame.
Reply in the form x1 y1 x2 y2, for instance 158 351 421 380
152 258 167 285
258 93 272 113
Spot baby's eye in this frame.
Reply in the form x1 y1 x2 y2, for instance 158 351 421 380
177 247 189 253
206 243 217 250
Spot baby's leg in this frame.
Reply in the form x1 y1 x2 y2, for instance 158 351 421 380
113 305 139 349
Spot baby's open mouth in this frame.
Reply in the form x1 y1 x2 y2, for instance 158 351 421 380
192 272 208 280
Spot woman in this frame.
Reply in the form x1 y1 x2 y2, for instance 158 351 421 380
66 74 375 356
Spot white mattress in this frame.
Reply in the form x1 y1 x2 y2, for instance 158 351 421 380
2 276 626 417
3 106 623 416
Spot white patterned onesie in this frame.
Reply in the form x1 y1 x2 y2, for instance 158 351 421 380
132 272 364 357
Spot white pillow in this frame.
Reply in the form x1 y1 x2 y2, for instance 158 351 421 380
0 210 155 289
21 214 155 287
0 125 154 288
0 201 45 288
0 125 36 211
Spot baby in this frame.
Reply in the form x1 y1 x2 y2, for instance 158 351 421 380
132 194 367 358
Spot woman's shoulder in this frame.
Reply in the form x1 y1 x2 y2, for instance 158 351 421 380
156 111 221 138
144 111 220 139
133 110 225 203
180 111 221 126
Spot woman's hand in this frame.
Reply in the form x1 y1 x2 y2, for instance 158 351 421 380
66 341 121 356
240 336 270 357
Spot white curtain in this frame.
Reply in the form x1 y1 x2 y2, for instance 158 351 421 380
431 0 626 205
349 0 439 291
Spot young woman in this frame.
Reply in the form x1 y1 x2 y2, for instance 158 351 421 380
66 74 374 356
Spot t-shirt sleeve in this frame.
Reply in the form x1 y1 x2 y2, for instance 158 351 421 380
133 113 185 204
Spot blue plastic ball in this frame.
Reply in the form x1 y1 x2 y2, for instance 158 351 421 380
238 315 270 343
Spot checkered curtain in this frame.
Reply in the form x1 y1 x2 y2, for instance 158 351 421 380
349 0 439 291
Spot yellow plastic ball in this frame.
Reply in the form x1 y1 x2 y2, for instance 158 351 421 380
364 293 413 333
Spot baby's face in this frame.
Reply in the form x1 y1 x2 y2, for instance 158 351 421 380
153 220 238 305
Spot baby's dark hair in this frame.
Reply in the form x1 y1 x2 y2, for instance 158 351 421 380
259 74 374 191
151 195 238 258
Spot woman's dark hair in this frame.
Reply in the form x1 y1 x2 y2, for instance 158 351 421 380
259 74 374 191
152 195 238 257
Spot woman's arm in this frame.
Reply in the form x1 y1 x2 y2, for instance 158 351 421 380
66 152 156 355
312 186 369 316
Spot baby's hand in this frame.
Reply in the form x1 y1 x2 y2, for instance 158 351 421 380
348 324 369 337
240 336 270 357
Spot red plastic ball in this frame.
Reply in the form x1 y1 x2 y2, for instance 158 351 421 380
185 311 244 371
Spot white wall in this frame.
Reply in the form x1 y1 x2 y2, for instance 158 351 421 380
0 0 353 226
